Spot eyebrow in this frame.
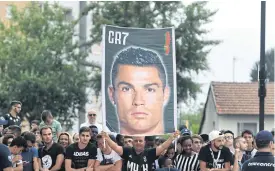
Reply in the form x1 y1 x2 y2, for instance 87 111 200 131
117 81 160 89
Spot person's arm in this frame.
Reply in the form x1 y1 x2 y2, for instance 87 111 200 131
65 159 87 171
199 160 209 171
33 157 39 171
49 154 64 171
107 159 122 171
13 162 23 171
156 131 179 156
101 132 123 156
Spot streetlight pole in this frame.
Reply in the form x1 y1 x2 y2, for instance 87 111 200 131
259 1 266 131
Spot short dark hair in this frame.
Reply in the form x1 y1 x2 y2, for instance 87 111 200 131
8 125 21 136
96 134 102 139
223 130 234 138
110 46 167 89
10 136 27 148
41 110 52 122
3 134 14 146
256 139 272 149
79 126 91 135
180 135 193 146
40 126 52 135
10 101 22 107
23 132 36 144
242 130 253 137
89 125 98 130
31 120 40 125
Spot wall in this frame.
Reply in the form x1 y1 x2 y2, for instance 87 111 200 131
201 89 218 134
218 114 275 136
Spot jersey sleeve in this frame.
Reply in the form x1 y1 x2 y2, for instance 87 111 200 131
89 144 97 160
121 147 131 160
96 148 103 162
198 147 208 162
65 144 74 160
0 145 12 169
32 147 39 158
147 148 157 163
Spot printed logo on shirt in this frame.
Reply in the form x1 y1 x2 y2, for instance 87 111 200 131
127 161 149 171
73 152 89 156
42 155 52 169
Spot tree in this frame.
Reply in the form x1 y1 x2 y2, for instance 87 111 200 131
250 48 274 82
0 3 93 130
87 1 220 103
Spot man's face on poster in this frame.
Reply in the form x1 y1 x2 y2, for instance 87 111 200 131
109 64 169 133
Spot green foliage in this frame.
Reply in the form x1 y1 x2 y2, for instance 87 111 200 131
0 3 91 130
250 48 274 82
179 110 203 134
88 1 220 103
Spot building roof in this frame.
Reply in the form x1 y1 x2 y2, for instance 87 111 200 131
199 81 274 134
212 82 274 115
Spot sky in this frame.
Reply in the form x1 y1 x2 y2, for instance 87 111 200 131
182 0 275 111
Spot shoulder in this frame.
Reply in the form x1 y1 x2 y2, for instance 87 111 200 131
53 120 61 125
0 144 10 154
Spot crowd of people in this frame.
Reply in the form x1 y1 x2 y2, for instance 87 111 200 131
0 101 274 171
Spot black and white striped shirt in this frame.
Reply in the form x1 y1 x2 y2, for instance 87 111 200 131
174 153 200 171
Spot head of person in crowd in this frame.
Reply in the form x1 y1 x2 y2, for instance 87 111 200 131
79 126 91 145
123 135 133 147
255 130 274 152
87 109 97 124
116 134 124 146
180 128 191 136
3 127 12 136
97 134 112 153
72 133 79 143
222 130 234 153
41 110 54 125
9 101 22 115
165 144 175 159
241 130 254 150
9 136 27 155
58 132 72 148
145 136 156 148
8 125 21 138
200 134 209 146
23 131 36 149
31 127 41 143
89 125 98 141
0 116 7 136
209 130 224 150
165 158 175 168
133 136 146 154
179 125 187 131
31 120 40 130
40 126 53 145
191 134 203 153
2 134 14 146
180 136 193 156
233 136 248 151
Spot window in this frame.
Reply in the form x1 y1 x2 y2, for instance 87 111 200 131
237 122 257 135
65 8 73 21
6 5 12 19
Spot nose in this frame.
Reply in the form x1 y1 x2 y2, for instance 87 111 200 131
132 91 145 106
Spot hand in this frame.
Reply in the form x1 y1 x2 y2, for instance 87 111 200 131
86 167 94 171
170 130 180 139
235 148 243 160
12 155 22 163
101 131 110 139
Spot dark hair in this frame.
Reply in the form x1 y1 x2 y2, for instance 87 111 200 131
23 132 36 144
41 110 52 122
241 130 253 137
31 127 39 133
256 139 272 149
223 130 234 137
31 120 40 125
111 46 167 89
40 126 52 135
79 126 91 135
8 125 21 137
10 101 22 107
97 134 102 139
89 125 98 130
3 134 14 146
10 136 27 148
179 125 187 131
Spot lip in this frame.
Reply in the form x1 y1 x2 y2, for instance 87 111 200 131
131 112 149 115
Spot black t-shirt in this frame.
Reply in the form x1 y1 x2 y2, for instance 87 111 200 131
3 113 21 128
121 147 157 171
0 144 12 171
198 144 232 169
65 142 97 169
242 152 275 171
38 143 64 169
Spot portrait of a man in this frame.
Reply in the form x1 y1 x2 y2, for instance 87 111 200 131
108 46 170 135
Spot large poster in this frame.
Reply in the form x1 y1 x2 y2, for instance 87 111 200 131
102 25 176 136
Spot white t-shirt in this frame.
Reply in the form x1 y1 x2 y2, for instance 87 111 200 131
96 148 121 164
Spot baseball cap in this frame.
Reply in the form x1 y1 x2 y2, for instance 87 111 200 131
0 116 8 125
209 130 224 141
255 130 274 142
181 128 191 136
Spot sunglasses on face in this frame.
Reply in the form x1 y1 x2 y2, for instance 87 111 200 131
88 114 96 117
